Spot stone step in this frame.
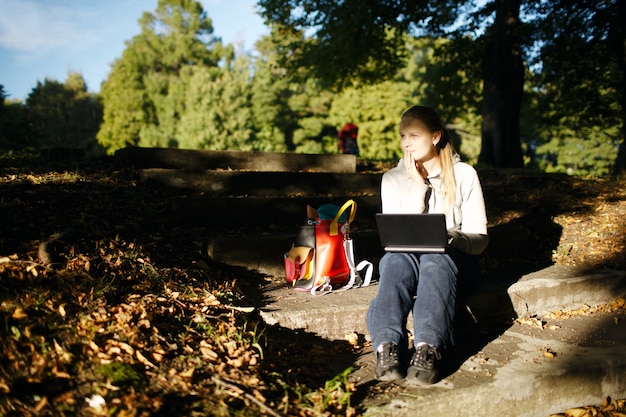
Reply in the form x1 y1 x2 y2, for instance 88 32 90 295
206 229 384 279
361 303 626 417
204 222 528 278
258 266 626 341
205 224 535 340
115 147 357 173
171 196 382 229
138 168 382 197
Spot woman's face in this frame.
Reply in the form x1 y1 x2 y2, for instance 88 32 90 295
399 118 441 162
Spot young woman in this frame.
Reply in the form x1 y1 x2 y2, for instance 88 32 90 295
366 105 489 385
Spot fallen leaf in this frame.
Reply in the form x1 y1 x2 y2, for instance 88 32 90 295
200 347 218 360
34 396 48 413
253 389 265 402
117 341 134 355
564 407 590 417
12 307 27 320
516 316 545 329
228 305 254 313
0 379 9 394
52 366 71 379
54 340 73 362
26 264 38 277
136 350 157 369
228 357 245 368
345 332 359 347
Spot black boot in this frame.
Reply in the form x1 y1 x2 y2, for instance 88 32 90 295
374 342 403 381
406 344 441 385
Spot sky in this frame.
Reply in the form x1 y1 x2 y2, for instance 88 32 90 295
0 0 270 101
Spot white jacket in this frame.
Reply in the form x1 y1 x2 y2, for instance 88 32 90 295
381 156 489 255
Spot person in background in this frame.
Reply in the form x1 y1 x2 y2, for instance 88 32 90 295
338 123 360 156
366 105 488 385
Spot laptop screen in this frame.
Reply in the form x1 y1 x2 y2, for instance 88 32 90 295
375 213 448 253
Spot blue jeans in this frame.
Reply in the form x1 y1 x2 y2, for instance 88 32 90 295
366 249 476 355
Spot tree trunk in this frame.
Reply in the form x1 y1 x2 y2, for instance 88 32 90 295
479 0 525 168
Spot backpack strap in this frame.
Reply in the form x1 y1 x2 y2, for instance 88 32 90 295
310 277 333 296
330 199 356 236
338 238 373 290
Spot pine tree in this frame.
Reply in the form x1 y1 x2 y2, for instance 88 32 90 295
177 55 255 150
97 0 226 153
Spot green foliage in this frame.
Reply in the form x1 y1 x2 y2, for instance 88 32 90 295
0 85 28 152
177 57 256 150
4 1 624 177
257 0 625 173
273 367 354 415
288 79 335 154
534 124 620 177
249 31 342 153
419 37 483 123
97 0 227 153
527 0 624 176
23 72 103 155
248 34 298 152
302 367 353 412
96 362 145 389
257 0 464 88
328 80 411 160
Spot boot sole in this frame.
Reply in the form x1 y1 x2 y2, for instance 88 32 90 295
375 367 404 382
405 366 438 385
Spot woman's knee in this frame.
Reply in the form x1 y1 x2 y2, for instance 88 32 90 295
379 252 418 286
420 253 457 275
380 252 416 272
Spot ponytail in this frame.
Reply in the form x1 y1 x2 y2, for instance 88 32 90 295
437 129 457 212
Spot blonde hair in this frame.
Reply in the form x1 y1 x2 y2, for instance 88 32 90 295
401 105 457 212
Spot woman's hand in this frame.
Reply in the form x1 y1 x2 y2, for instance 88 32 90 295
404 150 428 183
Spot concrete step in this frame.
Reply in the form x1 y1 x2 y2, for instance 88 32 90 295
206 229 384 279
204 224 543 343
259 265 626 340
138 169 382 197
359 304 626 417
204 222 529 279
171 196 382 229
115 147 357 173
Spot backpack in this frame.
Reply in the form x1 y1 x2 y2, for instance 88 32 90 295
283 199 372 295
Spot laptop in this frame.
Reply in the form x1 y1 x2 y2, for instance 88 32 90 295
375 213 448 253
